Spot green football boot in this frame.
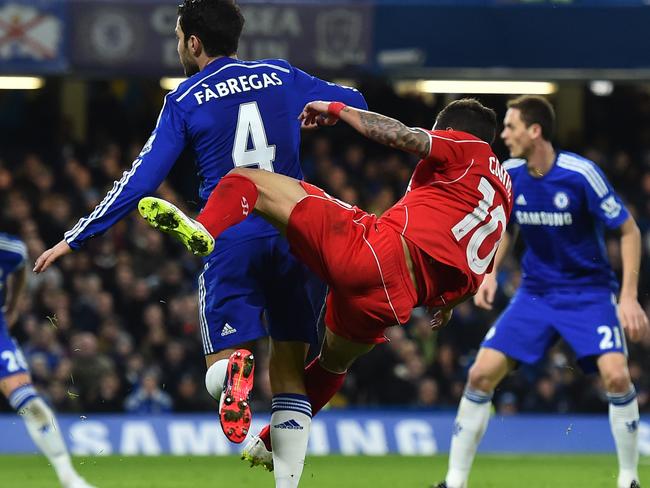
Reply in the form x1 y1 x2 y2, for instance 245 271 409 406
138 196 215 257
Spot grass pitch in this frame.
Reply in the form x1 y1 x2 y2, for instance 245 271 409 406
0 454 645 487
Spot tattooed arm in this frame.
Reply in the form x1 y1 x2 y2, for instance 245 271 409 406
299 101 431 158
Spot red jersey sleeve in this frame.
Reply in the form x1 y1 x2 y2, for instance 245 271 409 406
420 129 467 168
409 130 483 190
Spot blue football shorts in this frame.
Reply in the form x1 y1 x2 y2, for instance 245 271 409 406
482 288 625 371
0 328 29 379
198 235 326 354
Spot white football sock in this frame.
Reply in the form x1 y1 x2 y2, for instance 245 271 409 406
271 394 312 488
608 387 640 488
445 388 493 488
205 359 229 401
19 395 79 485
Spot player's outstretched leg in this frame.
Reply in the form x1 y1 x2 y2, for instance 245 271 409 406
138 197 214 256
4 374 96 488
220 349 256 444
139 168 306 255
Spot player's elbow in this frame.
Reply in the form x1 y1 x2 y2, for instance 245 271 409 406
619 216 640 239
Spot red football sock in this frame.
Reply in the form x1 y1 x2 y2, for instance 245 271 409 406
196 174 258 239
259 356 347 451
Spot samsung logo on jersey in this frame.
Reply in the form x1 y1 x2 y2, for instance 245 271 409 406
193 72 283 105
515 211 573 226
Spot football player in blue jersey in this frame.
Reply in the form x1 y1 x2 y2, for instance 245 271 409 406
34 0 367 485
438 96 648 488
0 221 96 488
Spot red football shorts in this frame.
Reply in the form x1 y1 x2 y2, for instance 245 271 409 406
286 182 417 344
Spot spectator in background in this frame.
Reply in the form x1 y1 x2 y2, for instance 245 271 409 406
86 373 124 413
173 373 211 412
124 368 172 414
70 332 114 409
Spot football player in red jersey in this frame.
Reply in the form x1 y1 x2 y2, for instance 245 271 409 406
138 98 512 479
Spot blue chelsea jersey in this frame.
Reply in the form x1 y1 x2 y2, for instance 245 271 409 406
505 151 629 292
0 233 27 332
64 57 367 250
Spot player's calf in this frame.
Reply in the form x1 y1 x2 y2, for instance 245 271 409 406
195 168 307 239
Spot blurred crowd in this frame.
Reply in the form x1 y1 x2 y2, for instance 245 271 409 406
0 79 649 416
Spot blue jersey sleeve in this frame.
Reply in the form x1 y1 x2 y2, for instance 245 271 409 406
64 93 188 249
292 67 368 111
583 163 629 229
0 235 27 274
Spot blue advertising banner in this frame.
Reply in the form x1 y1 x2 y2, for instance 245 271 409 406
0 0 68 73
0 0 647 76
1 411 650 456
370 0 650 5
374 5 650 71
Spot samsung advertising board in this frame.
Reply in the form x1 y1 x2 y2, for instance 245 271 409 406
1 411 650 456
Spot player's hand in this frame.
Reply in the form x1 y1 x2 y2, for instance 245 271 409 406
299 101 339 129
474 273 498 310
618 295 649 342
430 308 453 330
34 240 72 273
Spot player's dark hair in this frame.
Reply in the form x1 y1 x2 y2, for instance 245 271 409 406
177 0 244 57
435 98 497 144
507 95 556 141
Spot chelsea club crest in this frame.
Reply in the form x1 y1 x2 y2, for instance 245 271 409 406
553 191 569 210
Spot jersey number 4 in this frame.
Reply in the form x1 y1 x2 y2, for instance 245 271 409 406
232 101 276 172
451 177 507 274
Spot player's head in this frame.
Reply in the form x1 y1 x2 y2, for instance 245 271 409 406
433 98 497 144
501 95 555 158
176 0 245 77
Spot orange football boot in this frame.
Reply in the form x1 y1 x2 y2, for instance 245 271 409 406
219 349 255 443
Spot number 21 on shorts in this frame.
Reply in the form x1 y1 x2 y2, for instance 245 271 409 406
598 324 623 350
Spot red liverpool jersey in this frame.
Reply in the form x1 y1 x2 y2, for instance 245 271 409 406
380 129 513 305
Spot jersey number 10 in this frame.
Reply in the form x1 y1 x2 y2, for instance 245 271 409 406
232 101 276 173
451 177 507 275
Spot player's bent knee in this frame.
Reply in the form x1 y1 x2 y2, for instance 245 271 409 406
467 364 501 392
320 333 373 374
